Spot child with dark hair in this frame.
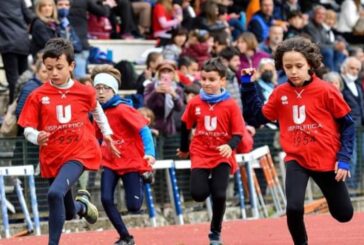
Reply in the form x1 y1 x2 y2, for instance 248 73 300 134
177 57 247 245
18 38 119 245
162 27 188 62
241 37 354 245
182 29 211 68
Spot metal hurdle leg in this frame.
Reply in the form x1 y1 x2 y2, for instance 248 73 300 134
167 168 183 225
0 175 10 238
13 178 33 233
144 183 157 227
244 161 259 219
234 171 246 219
28 174 40 235
205 196 213 221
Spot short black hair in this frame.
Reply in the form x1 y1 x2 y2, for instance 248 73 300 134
42 38 74 64
202 57 227 78
219 46 240 61
178 56 197 69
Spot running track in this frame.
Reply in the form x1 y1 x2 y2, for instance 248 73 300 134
2 212 363 244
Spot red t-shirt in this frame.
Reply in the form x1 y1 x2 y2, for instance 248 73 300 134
182 96 245 173
152 3 173 35
18 81 102 178
262 75 351 171
96 104 152 175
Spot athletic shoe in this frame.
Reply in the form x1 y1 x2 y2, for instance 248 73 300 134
114 235 135 245
75 189 98 224
209 231 222 245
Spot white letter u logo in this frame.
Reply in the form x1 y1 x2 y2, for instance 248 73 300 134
56 105 72 124
293 105 306 124
204 116 217 131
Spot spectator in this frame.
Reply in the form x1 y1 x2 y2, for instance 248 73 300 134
210 31 230 57
193 1 229 34
30 0 58 59
322 71 344 91
0 0 34 104
152 0 183 46
130 0 152 37
144 61 184 159
235 32 270 71
259 25 284 56
340 57 364 189
111 0 139 39
305 5 346 71
284 10 307 39
247 0 274 43
177 56 200 86
254 58 277 103
336 0 364 44
182 29 211 68
219 46 243 111
69 0 113 75
162 27 188 62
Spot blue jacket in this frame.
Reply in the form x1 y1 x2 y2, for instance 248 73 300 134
16 77 43 118
341 79 364 126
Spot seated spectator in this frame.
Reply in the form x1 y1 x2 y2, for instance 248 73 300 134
130 0 152 37
284 10 307 39
144 61 184 158
304 5 346 71
162 27 188 62
30 0 58 58
235 32 270 70
111 0 139 39
322 71 344 92
210 30 230 57
254 58 277 103
247 0 274 43
258 25 284 56
193 1 229 34
152 0 183 46
177 56 199 86
182 29 211 68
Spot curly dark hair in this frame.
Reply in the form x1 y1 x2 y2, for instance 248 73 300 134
274 37 324 76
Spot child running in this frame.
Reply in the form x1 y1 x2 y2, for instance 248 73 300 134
91 65 155 245
177 57 246 245
241 37 354 245
18 38 119 245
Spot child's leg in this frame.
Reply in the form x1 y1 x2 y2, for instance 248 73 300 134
311 171 353 222
121 172 144 213
101 167 130 238
47 161 84 245
285 161 310 245
190 168 211 202
209 163 230 234
63 190 84 220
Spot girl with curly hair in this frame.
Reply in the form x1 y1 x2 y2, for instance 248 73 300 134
240 37 354 245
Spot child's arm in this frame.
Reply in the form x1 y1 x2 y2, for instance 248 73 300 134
139 126 156 166
217 135 242 158
335 113 355 182
177 121 191 159
91 102 120 157
240 68 271 127
24 127 50 146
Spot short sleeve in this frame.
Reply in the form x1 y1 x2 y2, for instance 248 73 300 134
230 101 245 136
18 92 40 129
181 101 196 129
262 89 279 121
326 88 351 118
122 107 148 131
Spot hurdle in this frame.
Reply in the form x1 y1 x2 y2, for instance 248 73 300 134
0 165 40 238
144 183 157 227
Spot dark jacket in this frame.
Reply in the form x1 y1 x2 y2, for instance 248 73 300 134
15 77 43 118
69 0 111 50
341 79 364 126
247 11 273 43
30 18 58 58
0 0 33 54
144 82 184 135
304 20 333 50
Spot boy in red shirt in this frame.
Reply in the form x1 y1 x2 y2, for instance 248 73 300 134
177 58 246 245
91 65 155 245
18 38 118 245
241 37 354 245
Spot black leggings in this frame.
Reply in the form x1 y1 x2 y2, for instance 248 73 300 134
285 161 353 245
190 163 230 233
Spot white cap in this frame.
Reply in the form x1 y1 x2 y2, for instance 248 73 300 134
93 73 119 94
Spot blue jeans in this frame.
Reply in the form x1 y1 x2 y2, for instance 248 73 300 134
320 47 346 72
74 50 89 79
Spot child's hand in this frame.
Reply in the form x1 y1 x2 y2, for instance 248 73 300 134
240 68 256 84
144 155 156 166
176 148 189 159
217 144 232 158
103 135 121 158
37 131 50 146
335 161 351 182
